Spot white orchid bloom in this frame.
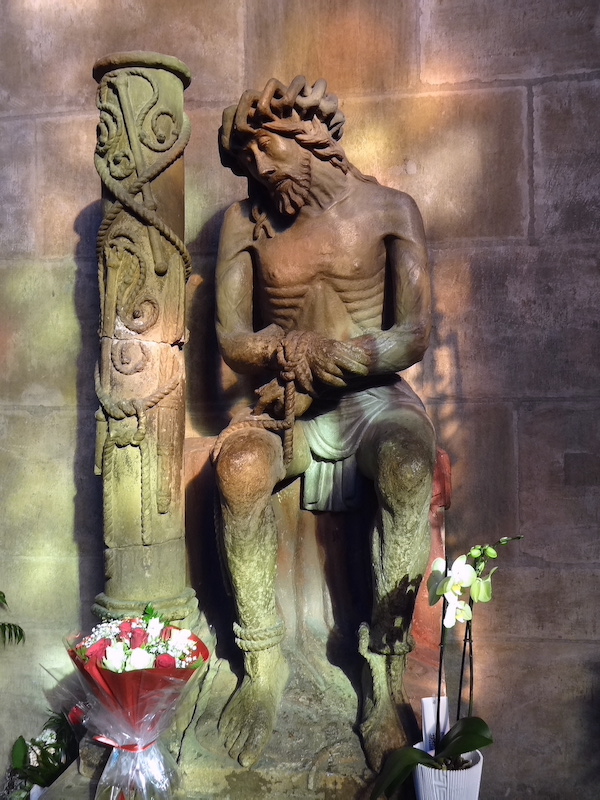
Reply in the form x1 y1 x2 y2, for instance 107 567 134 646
443 594 473 628
125 648 155 671
103 641 126 672
437 555 476 600
428 555 476 606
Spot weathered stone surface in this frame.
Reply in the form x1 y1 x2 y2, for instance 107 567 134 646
342 89 527 241
104 539 190 600
0 119 36 256
428 401 518 548
0 0 243 116
182 654 370 799
0 629 91 770
471 640 600 799
471 563 600 642
425 245 600 399
421 0 600 84
518 402 600 563
0 407 102 558
245 0 418 95
185 108 247 255
37 116 100 259
0 259 98 408
1 553 102 627
534 80 600 240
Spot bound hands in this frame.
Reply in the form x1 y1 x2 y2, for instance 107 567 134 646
254 330 371 416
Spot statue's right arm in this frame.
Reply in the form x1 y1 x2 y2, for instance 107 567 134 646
215 202 283 374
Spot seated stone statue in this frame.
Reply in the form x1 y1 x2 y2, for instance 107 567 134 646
211 76 436 771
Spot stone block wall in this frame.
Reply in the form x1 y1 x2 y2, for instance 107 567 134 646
0 1 598 797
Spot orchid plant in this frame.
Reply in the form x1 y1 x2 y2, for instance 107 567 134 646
371 535 522 799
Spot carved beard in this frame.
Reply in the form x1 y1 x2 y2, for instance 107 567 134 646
270 150 312 216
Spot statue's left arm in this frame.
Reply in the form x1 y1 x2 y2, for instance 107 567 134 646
353 192 431 374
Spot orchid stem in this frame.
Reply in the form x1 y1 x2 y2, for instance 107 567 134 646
468 606 474 717
457 621 468 721
436 595 447 752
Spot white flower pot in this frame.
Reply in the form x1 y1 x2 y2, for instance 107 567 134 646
414 744 483 800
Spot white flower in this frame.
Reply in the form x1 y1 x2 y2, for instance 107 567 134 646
103 642 126 672
428 555 476 607
443 594 473 628
147 616 164 640
445 555 476 596
168 628 192 652
125 648 155 671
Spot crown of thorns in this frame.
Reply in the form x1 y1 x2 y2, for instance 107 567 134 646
220 76 346 172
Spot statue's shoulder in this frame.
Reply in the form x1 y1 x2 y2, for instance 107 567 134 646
223 197 253 225
352 179 422 227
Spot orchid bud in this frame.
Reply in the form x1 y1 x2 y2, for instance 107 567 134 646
485 546 498 558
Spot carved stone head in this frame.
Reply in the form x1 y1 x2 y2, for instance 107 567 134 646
219 76 351 187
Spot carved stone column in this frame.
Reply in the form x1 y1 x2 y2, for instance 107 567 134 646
91 52 197 627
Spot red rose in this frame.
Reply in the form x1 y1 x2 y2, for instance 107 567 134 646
160 626 174 642
130 628 149 649
85 638 111 663
119 621 133 642
156 654 176 669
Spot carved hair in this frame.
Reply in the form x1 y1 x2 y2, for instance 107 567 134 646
219 76 375 238
219 76 350 176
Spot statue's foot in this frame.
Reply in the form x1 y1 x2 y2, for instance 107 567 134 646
358 623 410 772
218 647 289 768
359 686 410 772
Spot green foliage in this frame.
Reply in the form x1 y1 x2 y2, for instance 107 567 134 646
435 717 493 762
11 712 79 789
370 747 439 799
1 622 26 646
0 590 25 646
142 603 169 625
370 718 493 798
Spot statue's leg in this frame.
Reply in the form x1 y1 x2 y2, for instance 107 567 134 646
215 427 289 767
356 409 436 771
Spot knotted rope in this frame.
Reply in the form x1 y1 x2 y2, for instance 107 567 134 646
211 334 315 467
95 363 181 544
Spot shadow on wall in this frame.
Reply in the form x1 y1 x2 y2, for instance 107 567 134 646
73 200 105 633
185 208 231 439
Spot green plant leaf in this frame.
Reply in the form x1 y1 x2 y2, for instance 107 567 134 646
11 736 28 769
0 622 25 646
0 591 7 608
370 747 440 798
436 717 493 760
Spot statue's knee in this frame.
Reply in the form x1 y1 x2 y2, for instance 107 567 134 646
376 432 434 503
216 430 283 510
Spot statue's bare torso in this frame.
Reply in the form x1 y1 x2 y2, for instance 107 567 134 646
252 187 388 336
236 180 418 342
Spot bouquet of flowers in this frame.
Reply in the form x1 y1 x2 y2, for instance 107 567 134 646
371 536 522 799
68 607 209 800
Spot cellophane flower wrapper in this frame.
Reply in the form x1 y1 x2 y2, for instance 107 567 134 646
67 631 209 800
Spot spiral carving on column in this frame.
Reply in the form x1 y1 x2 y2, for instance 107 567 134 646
95 66 192 316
